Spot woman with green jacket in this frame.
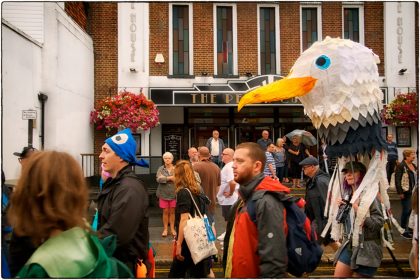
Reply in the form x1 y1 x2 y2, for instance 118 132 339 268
7 151 131 278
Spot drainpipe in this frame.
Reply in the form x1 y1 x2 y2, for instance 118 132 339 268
38 93 48 150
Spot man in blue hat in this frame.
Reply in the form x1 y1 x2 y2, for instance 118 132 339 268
97 128 150 275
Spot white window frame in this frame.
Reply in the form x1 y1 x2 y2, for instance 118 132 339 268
213 3 238 76
169 3 194 75
300 3 322 53
342 4 365 45
257 4 280 75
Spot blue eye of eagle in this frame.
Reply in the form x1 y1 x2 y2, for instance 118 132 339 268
315 55 331 70
111 133 129 145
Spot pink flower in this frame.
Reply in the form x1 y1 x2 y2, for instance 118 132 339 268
382 92 418 126
90 91 160 132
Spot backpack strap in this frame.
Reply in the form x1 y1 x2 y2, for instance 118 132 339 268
247 190 289 224
247 191 314 240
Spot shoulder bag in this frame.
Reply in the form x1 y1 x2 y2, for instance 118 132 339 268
183 188 218 264
401 166 410 192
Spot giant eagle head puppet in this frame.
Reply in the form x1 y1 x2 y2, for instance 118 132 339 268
239 37 395 248
238 36 387 158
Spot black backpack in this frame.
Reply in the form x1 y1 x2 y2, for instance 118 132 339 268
247 191 323 277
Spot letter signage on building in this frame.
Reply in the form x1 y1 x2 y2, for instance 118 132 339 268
150 75 302 106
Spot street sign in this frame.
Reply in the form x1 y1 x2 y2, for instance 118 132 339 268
22 110 37 120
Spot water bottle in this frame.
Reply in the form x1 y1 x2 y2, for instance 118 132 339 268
203 214 216 242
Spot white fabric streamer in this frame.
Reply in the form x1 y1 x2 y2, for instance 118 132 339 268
391 216 405 234
321 151 392 247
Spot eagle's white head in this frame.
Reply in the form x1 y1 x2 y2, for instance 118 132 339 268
238 37 384 147
289 36 383 130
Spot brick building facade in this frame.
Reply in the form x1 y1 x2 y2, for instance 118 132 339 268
65 2 418 159
147 2 385 78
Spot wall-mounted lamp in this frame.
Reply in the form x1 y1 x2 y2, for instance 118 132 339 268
398 68 407 75
201 72 208 76
154 53 165 64
129 68 137 73
245 72 253 77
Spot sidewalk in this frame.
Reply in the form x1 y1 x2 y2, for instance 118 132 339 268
149 189 413 266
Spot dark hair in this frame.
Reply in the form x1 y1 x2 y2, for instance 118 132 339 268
8 151 89 246
235 142 266 172
343 172 365 190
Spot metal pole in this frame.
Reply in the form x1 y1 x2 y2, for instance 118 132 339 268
28 119 33 147
38 93 48 150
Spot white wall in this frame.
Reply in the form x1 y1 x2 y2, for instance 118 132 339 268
383 2 417 154
2 3 94 180
118 3 150 88
149 107 184 156
2 2 44 44
2 24 42 180
42 4 94 161
384 2 417 91
117 3 151 157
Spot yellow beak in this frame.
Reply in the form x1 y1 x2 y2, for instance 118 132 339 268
237 76 317 111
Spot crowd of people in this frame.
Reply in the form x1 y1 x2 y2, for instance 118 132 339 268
1 128 418 278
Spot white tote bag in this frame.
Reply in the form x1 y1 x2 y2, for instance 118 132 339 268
183 189 218 264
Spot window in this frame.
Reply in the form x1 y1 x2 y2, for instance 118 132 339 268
259 7 277 75
169 4 193 76
343 6 364 44
215 5 236 76
301 6 321 51
343 8 359 42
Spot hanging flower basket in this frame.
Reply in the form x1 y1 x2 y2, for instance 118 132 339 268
382 92 418 126
90 91 160 132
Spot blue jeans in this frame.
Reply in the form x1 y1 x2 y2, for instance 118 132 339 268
400 194 412 230
337 243 378 277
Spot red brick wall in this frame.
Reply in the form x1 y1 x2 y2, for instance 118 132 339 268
364 2 385 76
322 2 342 38
65 2 88 32
89 3 118 155
146 2 386 77
279 2 300 75
193 3 214 75
237 3 258 76
149 3 168 76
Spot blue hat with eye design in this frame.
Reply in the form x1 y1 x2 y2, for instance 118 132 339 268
105 128 149 167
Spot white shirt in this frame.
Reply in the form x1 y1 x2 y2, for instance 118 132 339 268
211 138 219 156
217 161 239 205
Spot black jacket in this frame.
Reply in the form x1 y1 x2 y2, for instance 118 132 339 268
97 165 149 264
395 161 417 196
304 169 330 239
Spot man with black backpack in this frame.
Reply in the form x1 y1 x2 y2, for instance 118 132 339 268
224 142 323 278
224 142 288 278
